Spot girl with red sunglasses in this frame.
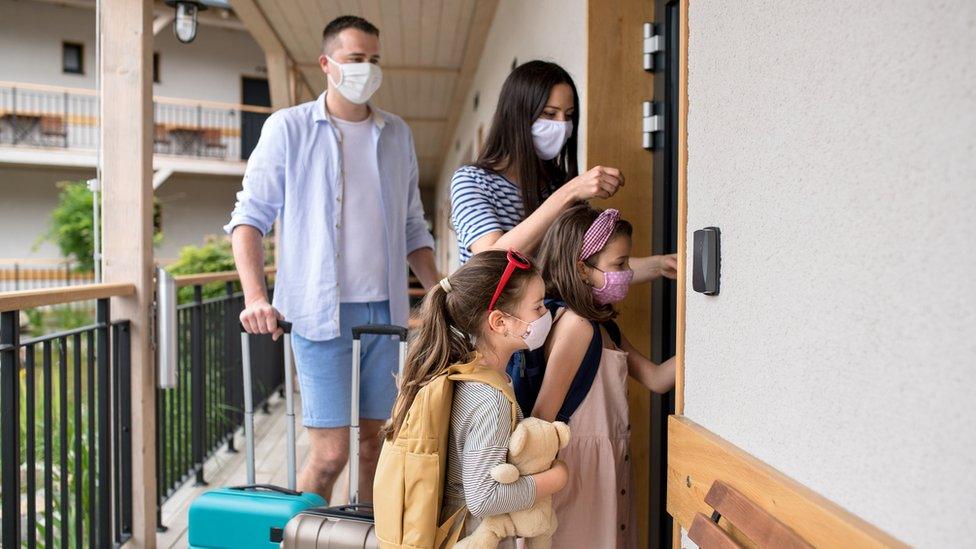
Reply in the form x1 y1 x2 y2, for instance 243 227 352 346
381 249 568 547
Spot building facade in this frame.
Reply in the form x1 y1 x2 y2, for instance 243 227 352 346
0 0 267 264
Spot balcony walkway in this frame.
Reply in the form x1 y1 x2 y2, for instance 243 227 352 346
156 390 350 548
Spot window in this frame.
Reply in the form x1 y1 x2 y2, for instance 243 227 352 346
62 42 84 74
153 52 160 83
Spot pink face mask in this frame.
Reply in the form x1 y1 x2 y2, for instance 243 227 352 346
591 268 634 305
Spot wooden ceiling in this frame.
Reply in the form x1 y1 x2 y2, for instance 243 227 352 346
236 0 498 188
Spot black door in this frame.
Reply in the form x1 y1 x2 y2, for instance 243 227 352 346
241 77 271 160
649 1 680 548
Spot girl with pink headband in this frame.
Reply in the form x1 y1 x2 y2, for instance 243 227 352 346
510 204 676 548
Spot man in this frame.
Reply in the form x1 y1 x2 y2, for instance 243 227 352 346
225 15 439 502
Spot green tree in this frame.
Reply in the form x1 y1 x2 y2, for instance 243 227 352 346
40 180 162 270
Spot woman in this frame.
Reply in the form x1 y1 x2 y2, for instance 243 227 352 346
450 60 676 281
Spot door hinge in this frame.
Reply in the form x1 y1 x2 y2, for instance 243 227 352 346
642 101 663 150
643 23 664 71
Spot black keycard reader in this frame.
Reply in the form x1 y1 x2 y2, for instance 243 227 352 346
692 227 720 295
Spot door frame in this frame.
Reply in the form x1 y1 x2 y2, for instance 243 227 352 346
670 1 690 546
648 1 685 548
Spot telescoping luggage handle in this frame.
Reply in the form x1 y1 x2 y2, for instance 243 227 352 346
349 324 408 505
240 320 296 491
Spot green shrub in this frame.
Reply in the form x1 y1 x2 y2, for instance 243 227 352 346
166 235 274 302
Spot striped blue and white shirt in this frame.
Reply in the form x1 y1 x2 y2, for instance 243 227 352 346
450 166 554 263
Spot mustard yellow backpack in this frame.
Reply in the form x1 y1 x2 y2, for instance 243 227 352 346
373 357 517 549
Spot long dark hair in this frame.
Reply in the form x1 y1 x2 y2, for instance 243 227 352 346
383 250 539 441
475 60 580 214
538 204 633 323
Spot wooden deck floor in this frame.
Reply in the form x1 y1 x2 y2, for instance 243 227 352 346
156 392 351 548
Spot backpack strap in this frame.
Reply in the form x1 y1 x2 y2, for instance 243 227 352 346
602 320 622 348
554 320 604 422
435 506 467 548
449 360 519 432
509 299 612 423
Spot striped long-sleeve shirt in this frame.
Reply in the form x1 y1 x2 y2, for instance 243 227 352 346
442 381 536 518
450 165 555 264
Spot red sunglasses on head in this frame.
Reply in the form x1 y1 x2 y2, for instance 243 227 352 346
488 249 532 312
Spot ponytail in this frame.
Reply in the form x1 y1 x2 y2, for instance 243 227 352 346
382 250 538 441
384 284 473 441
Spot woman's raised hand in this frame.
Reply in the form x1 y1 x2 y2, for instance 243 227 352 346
563 165 624 202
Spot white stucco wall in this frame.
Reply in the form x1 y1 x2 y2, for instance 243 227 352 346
0 0 266 105
434 0 587 273
0 167 241 262
154 176 242 261
683 2 976 547
0 166 90 259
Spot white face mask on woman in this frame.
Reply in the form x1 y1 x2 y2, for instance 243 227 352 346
327 55 383 105
531 118 573 160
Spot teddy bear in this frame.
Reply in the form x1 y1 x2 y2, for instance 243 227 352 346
454 417 571 549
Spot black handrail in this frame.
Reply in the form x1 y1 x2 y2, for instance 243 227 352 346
155 282 286 530
0 297 133 547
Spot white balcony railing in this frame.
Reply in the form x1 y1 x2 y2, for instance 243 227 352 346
0 80 272 162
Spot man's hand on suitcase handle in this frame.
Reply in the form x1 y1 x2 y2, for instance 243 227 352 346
240 299 287 340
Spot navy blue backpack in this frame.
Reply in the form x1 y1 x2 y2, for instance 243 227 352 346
508 300 621 422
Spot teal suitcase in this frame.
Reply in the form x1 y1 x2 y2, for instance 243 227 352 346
189 485 325 548
188 321 326 548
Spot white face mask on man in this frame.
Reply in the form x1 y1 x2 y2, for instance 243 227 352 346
531 118 573 160
326 55 383 105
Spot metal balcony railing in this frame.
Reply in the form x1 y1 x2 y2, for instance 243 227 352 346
1 269 416 543
0 283 136 548
155 275 285 531
0 81 272 162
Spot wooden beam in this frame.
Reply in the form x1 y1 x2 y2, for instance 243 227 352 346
172 267 275 287
265 50 291 110
216 0 279 51
295 62 461 75
688 514 741 549
437 0 500 163
675 0 689 417
667 416 907 548
152 12 174 36
673 3 691 541
705 481 812 549
230 0 294 109
0 283 135 312
100 0 156 545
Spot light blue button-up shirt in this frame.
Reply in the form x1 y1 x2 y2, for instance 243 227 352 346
224 93 434 341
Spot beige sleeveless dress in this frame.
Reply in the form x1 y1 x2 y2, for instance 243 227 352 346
549 336 636 548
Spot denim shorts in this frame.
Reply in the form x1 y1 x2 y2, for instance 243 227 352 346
291 301 399 428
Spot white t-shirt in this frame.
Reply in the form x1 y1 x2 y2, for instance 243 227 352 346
333 116 389 302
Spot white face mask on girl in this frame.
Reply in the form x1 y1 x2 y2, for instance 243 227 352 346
326 55 383 105
507 310 553 351
531 118 573 160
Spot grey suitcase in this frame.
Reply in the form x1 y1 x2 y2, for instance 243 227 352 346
281 324 409 549
282 504 378 548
